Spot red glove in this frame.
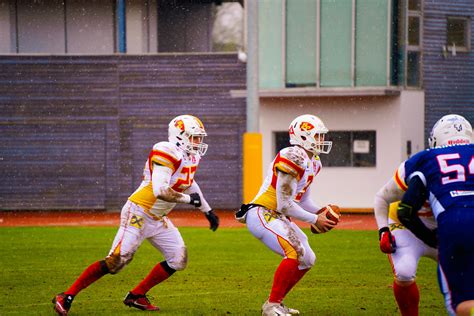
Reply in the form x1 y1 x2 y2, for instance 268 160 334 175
379 227 396 253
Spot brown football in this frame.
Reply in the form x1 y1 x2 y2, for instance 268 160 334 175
310 204 341 234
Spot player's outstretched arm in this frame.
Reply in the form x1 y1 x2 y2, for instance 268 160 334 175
398 176 437 248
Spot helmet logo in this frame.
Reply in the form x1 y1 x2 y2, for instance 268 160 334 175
300 122 314 131
454 124 463 132
174 120 185 132
289 125 295 136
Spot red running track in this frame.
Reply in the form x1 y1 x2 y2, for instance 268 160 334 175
0 210 376 230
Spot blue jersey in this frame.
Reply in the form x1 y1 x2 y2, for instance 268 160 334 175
403 143 474 219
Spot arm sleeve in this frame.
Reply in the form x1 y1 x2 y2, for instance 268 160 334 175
184 181 212 213
373 178 404 229
276 171 318 223
152 163 191 204
397 175 437 247
297 186 322 214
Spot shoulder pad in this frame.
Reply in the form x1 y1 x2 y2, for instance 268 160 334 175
394 161 408 191
149 142 183 172
274 146 307 180
280 146 307 167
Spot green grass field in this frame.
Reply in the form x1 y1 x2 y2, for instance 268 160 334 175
0 227 445 315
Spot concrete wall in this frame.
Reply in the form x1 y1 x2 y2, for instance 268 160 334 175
259 90 425 208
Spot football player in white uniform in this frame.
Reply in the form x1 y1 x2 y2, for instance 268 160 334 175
374 155 438 315
52 115 219 315
237 114 337 316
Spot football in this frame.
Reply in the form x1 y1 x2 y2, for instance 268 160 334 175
310 204 341 234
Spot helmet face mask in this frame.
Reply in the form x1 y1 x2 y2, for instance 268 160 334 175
168 115 208 156
428 114 473 148
188 134 208 156
289 114 332 155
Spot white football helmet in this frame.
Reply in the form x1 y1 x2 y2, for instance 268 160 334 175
428 114 473 148
168 115 208 156
289 114 332 155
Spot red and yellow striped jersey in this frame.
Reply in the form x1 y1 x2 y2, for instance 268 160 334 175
251 146 321 211
129 141 200 217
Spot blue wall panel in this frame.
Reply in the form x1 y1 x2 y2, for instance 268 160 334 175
423 0 474 143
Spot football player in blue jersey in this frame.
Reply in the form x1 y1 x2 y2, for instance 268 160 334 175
397 114 474 316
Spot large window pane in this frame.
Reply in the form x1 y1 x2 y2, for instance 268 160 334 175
320 132 352 167
320 0 352 87
17 0 65 53
355 0 388 86
275 132 290 155
157 1 212 53
286 0 317 87
212 3 244 52
259 0 284 89
66 0 115 54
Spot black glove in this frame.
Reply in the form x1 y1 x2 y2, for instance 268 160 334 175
189 193 202 208
205 210 219 231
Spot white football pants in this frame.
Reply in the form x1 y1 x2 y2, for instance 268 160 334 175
389 225 437 282
107 200 187 272
246 206 316 270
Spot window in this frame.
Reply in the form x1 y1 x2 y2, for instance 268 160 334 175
408 16 420 46
274 130 376 167
447 17 471 53
405 0 422 88
406 51 421 87
212 2 244 52
275 132 290 155
10 0 115 54
285 0 317 87
408 0 421 11
157 0 243 53
260 0 392 89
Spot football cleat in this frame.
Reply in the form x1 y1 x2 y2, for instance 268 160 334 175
123 292 160 311
281 302 300 315
52 292 74 316
262 300 291 316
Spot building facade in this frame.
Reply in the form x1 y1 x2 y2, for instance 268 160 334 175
250 0 473 209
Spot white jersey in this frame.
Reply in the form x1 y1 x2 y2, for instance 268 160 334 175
129 141 200 217
251 146 322 211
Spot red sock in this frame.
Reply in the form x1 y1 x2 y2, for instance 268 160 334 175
393 281 419 316
131 263 173 295
65 261 108 296
268 258 299 304
284 267 309 296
